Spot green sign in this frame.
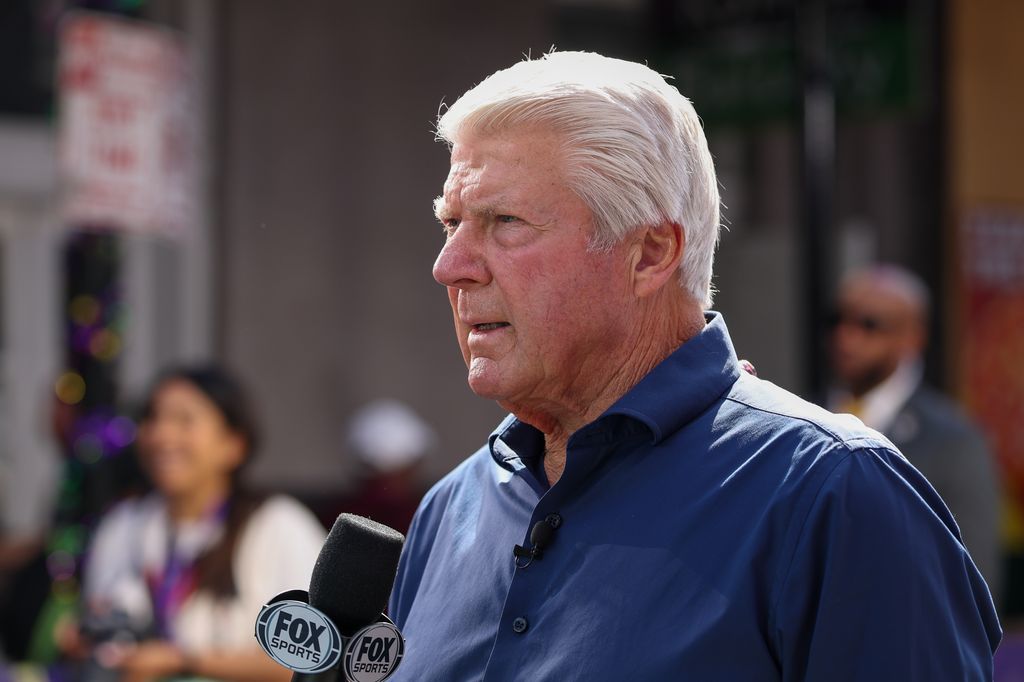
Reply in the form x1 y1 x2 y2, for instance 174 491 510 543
659 18 918 128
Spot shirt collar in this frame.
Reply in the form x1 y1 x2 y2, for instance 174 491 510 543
601 311 741 443
489 414 538 472
488 311 743 467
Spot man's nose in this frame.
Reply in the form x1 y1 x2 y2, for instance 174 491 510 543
432 225 490 288
832 320 867 352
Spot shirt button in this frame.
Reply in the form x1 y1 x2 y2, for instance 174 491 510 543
512 616 529 634
545 513 562 529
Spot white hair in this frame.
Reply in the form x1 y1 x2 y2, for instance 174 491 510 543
436 50 722 308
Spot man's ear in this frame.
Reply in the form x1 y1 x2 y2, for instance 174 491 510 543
632 221 685 298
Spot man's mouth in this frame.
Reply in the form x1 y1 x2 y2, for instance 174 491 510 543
473 322 509 332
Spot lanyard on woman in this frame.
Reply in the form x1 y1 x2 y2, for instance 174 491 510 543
148 498 229 639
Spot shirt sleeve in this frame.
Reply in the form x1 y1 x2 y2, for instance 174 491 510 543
771 447 1001 682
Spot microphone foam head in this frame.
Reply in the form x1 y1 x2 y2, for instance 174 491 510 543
308 513 405 636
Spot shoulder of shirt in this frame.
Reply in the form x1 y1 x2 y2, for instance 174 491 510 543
233 495 326 567
724 372 900 456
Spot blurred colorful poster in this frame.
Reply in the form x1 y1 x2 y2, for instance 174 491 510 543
962 207 1024 529
58 12 193 237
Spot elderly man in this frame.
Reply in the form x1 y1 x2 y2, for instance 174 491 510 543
389 52 1000 680
830 264 1002 604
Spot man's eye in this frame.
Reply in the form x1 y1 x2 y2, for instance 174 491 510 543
441 218 460 233
496 215 519 224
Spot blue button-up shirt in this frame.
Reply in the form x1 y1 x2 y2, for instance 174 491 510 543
389 314 1000 680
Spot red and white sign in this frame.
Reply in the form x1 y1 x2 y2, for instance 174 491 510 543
58 12 193 237
962 207 1024 513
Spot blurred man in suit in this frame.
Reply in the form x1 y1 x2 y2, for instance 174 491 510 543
831 264 1002 603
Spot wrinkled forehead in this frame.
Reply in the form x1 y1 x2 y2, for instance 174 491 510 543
439 128 571 205
448 124 566 167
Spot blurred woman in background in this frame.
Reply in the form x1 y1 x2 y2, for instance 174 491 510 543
80 365 325 682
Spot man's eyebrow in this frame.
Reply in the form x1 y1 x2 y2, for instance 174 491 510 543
433 196 505 223
433 196 448 221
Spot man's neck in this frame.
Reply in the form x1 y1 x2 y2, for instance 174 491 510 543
527 294 705 484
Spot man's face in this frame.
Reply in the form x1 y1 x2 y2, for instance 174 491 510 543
432 128 635 415
830 279 924 396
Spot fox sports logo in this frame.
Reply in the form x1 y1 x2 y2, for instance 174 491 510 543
343 621 405 682
255 600 342 674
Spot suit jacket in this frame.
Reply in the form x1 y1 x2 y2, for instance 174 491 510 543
886 384 1002 605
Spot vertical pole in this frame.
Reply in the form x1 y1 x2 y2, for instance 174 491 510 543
796 0 835 404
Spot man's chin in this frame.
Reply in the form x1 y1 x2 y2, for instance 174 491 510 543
466 360 513 401
467 373 506 401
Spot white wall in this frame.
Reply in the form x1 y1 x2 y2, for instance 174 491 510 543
0 121 62 536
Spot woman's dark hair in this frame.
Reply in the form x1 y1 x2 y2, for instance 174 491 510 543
142 364 261 460
141 363 265 599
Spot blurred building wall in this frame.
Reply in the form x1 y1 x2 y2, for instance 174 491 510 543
217 1 549 492
948 0 1024 212
0 122 61 535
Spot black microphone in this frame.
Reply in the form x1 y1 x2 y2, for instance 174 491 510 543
255 514 405 681
513 513 560 568
308 514 404 637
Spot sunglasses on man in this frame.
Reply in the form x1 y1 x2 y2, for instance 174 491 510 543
827 310 899 334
